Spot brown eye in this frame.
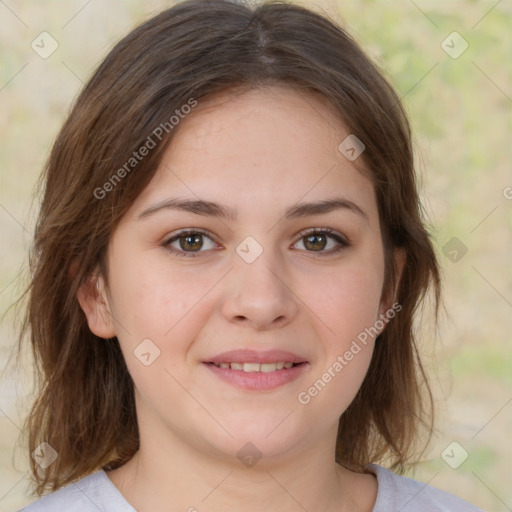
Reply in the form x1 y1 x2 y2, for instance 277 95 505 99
294 228 349 255
179 233 203 252
164 229 217 257
303 233 328 251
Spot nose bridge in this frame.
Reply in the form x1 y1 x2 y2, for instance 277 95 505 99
235 230 289 284
235 234 287 297
221 233 298 329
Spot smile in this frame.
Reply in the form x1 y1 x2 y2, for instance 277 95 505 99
203 361 308 390
210 361 299 372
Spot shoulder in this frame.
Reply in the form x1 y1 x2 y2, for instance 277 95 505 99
19 470 136 512
369 464 484 512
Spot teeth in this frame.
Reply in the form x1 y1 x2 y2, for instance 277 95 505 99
244 363 261 372
213 361 298 372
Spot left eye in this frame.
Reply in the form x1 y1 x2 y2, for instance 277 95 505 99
292 228 348 254
163 228 349 258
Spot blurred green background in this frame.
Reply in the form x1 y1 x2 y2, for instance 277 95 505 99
0 1 510 511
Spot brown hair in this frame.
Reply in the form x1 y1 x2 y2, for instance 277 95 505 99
16 0 441 496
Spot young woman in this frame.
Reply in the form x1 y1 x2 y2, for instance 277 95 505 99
17 0 482 510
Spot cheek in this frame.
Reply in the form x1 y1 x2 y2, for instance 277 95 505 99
306 258 384 339
298 266 381 419
107 255 222 394
109 253 214 337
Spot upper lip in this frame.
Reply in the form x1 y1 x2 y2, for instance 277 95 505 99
204 349 308 365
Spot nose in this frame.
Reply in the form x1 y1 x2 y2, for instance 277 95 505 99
220 250 299 331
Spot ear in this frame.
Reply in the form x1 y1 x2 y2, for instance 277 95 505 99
378 247 406 317
76 267 116 339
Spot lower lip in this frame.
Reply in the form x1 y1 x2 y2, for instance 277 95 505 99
203 362 309 390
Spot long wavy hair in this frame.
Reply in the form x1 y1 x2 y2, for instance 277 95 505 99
15 0 441 496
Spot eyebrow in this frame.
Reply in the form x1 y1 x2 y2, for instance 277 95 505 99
137 196 369 223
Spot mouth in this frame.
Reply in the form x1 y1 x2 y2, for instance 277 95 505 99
202 349 309 390
204 361 306 373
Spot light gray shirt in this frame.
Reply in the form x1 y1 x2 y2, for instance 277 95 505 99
20 464 484 511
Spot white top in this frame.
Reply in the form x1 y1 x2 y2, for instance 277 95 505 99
20 464 483 511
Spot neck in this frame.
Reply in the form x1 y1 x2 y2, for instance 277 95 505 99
106 429 376 512
106 393 377 512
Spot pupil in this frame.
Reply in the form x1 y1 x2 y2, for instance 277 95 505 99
182 234 202 251
305 234 326 251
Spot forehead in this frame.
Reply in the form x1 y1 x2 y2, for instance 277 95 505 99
170 85 356 165
127 85 378 224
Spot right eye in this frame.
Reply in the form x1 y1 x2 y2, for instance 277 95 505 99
163 229 219 258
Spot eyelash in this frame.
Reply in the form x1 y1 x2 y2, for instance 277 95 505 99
162 227 350 258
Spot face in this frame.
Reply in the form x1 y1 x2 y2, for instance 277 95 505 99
80 86 400 465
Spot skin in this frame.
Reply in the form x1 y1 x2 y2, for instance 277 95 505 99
78 85 404 512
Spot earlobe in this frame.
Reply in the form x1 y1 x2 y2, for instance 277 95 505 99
76 270 116 339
